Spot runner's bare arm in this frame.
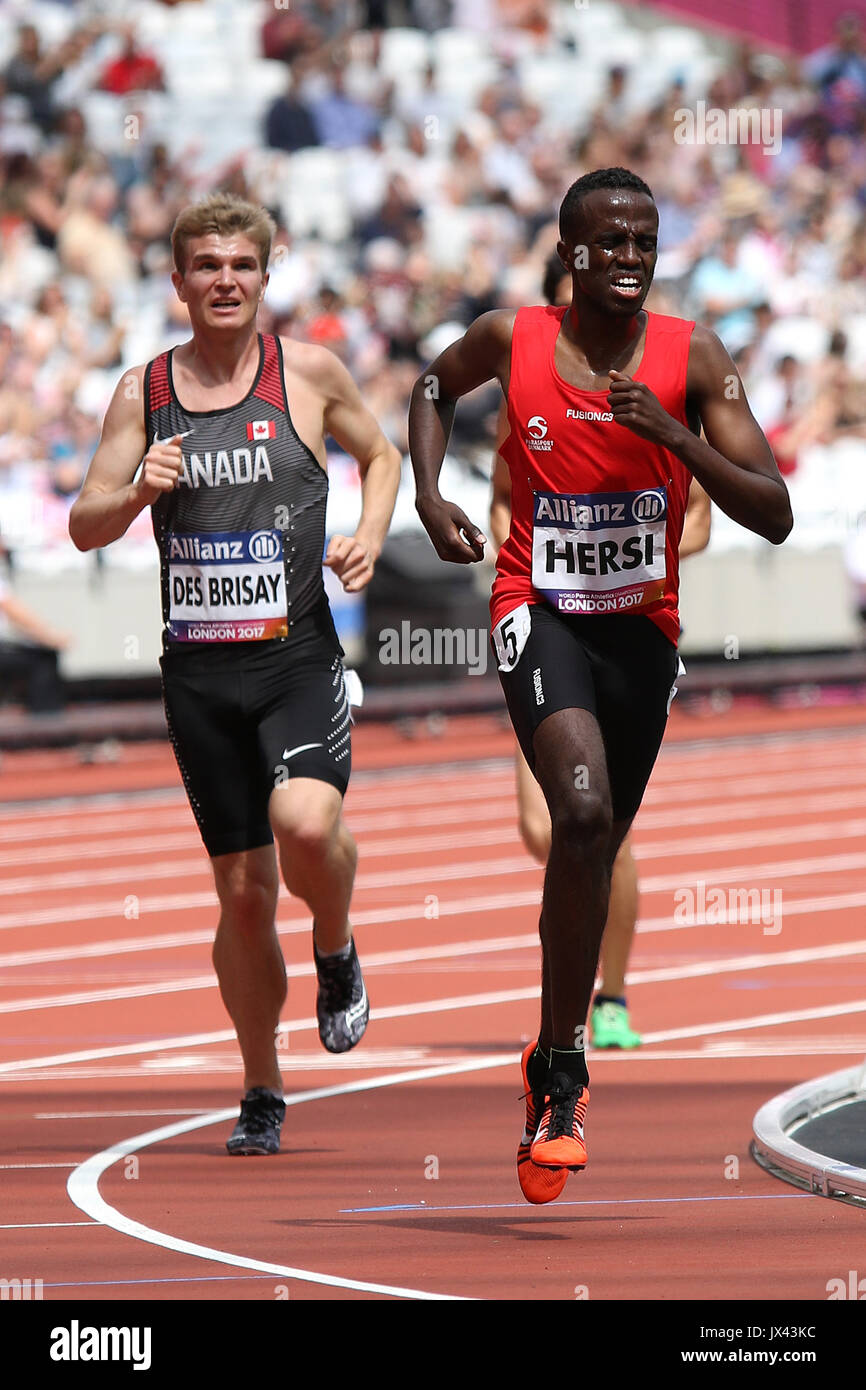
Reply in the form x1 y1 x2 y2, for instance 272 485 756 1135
679 477 711 559
489 402 513 553
315 348 402 593
607 326 792 543
68 367 183 551
410 311 514 564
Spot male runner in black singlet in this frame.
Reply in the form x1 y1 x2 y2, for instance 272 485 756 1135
409 167 792 1202
70 194 401 1155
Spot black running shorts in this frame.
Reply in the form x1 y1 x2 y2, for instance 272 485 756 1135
494 603 679 822
160 609 351 857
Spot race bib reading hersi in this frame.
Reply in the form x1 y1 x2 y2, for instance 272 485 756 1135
167 529 288 641
531 487 667 615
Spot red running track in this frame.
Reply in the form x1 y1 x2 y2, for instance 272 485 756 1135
1 703 866 1304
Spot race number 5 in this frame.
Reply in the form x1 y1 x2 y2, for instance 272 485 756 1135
493 602 532 673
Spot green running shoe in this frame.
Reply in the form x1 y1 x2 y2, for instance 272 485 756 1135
590 1000 642 1049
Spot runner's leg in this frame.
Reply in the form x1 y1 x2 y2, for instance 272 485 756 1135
597 837 638 998
268 777 357 952
531 706 616 1061
211 845 284 1095
515 741 637 1036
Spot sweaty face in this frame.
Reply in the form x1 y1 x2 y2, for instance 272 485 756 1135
173 234 267 331
559 190 658 317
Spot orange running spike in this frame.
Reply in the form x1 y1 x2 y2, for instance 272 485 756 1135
530 1073 589 1171
517 1042 569 1204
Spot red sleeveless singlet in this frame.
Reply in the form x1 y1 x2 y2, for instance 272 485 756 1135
491 305 695 648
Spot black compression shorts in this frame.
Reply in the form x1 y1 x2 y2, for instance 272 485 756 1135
160 608 351 858
494 604 680 822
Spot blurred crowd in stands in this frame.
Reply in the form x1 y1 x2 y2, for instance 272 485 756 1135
1 0 866 582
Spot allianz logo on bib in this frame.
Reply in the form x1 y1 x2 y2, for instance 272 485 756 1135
525 415 553 451
168 530 282 564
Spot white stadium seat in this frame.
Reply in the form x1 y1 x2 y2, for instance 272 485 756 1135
245 58 292 106
570 28 648 71
555 2 627 45
518 54 604 118
430 26 490 71
435 57 499 102
379 27 431 80
762 316 830 365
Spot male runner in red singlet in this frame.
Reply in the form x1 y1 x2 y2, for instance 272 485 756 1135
70 193 401 1156
489 253 712 1053
409 167 792 1203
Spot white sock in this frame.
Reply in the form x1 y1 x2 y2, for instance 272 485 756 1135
317 940 352 961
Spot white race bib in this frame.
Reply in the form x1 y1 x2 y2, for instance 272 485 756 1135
167 529 288 642
531 488 667 616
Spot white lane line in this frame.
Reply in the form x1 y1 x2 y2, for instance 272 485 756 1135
0 985 541 1075
638 998 866 1044
5 842 866 941
36 1110 214 1120
5 926 866 1075
0 777 516 839
18 1039 866 1080
636 786 866 831
641 764 866 805
0 857 540 931
66 1058 522 1301
0 1162 79 1169
6 774 866 865
12 813 866 900
0 1221 98 1229
0 935 542 1015
4 745 866 844
4 743 853 832
3 923 866 1018
6 840 866 933
625 939 866 984
628 936 866 986
0 869 849 970
0 828 521 898
638 817 866 861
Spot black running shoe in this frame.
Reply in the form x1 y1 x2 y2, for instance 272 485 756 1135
225 1087 286 1156
313 934 369 1053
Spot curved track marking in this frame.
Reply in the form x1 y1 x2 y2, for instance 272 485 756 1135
66 1055 515 1301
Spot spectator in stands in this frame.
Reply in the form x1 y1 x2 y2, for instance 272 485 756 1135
98 25 165 96
753 355 812 475
48 406 98 498
56 172 136 287
0 153 60 250
265 77 319 153
305 285 350 359
3 23 64 132
308 66 380 149
806 12 866 101
82 286 125 370
689 227 764 353
356 174 422 247
262 1 348 65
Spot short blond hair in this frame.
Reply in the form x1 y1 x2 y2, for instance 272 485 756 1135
171 193 276 275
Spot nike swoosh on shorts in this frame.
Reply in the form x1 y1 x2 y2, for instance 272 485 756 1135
282 742 324 760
